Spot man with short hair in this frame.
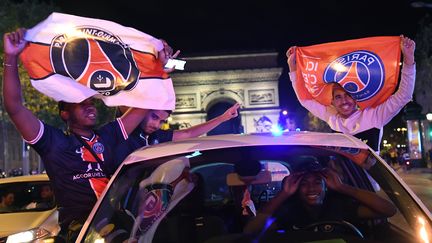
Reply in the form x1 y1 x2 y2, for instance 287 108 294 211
287 36 416 152
2 28 172 240
113 103 241 167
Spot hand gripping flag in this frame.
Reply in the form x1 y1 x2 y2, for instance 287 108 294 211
295 36 401 109
20 12 175 110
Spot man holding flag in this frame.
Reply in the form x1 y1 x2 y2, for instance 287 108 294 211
112 103 241 168
2 27 175 241
287 35 416 152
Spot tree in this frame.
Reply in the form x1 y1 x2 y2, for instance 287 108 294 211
0 0 116 173
414 14 432 114
0 0 115 129
305 112 332 132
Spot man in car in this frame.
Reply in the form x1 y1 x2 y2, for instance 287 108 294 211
286 36 416 152
244 165 397 235
0 191 16 212
112 103 240 169
2 28 173 241
25 185 55 209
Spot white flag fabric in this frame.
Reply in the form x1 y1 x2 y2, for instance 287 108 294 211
20 12 175 110
130 156 194 243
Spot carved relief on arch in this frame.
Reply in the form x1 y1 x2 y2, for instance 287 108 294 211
201 89 244 111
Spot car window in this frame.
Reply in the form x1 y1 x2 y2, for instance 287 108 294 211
191 163 234 203
80 145 432 243
0 180 55 213
367 157 432 238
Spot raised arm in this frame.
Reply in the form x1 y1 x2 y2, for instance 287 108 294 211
158 39 181 73
118 40 179 136
3 28 41 141
172 103 240 141
322 169 397 218
370 35 416 126
286 47 335 121
244 173 303 234
117 108 150 136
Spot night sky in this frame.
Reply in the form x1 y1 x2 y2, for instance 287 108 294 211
54 0 429 130
54 0 428 55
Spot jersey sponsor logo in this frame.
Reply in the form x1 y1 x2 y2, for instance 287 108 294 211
73 162 105 180
86 162 103 172
50 26 140 96
323 51 385 102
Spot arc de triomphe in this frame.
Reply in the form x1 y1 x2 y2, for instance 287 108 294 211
169 52 282 135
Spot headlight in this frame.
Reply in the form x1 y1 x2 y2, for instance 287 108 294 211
6 228 50 243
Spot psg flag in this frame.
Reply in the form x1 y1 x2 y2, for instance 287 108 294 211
20 12 175 110
294 36 401 109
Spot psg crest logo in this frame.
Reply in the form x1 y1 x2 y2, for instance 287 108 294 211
50 26 140 96
92 142 105 154
323 51 385 102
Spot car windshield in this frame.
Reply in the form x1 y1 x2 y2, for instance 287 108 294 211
0 180 55 213
81 145 432 243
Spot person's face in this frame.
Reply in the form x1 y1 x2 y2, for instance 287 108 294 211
64 98 98 128
3 193 14 206
40 186 53 200
285 118 296 131
331 87 357 118
298 173 326 206
140 110 170 135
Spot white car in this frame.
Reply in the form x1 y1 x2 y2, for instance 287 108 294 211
72 132 431 243
0 174 59 243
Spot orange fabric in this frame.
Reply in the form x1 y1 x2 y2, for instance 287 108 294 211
295 36 401 109
132 50 169 79
20 42 169 81
316 146 370 166
90 178 109 198
79 136 104 162
20 43 53 79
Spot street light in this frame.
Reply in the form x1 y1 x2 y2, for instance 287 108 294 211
426 112 432 121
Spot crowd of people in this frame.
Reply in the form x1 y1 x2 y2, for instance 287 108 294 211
2 24 416 242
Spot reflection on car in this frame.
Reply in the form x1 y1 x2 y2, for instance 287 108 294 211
0 174 59 242
76 132 432 243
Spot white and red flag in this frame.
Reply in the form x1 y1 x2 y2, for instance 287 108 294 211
20 12 175 110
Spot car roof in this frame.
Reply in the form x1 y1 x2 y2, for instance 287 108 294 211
123 131 370 165
0 174 50 184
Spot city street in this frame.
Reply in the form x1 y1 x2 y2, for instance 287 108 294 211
396 167 432 211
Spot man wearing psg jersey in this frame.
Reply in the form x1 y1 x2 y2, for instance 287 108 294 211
287 36 416 152
2 28 171 240
112 103 241 168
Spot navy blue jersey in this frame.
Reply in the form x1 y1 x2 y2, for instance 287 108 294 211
113 128 174 170
27 119 128 226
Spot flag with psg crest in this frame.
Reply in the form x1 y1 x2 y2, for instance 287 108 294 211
294 36 401 109
20 12 175 110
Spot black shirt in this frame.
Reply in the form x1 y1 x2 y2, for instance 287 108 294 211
113 128 174 171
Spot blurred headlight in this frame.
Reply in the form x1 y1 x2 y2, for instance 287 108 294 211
6 228 50 243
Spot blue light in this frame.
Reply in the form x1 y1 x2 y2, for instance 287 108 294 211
271 125 283 136
295 128 301 131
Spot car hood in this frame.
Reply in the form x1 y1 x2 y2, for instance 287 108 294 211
0 208 56 237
